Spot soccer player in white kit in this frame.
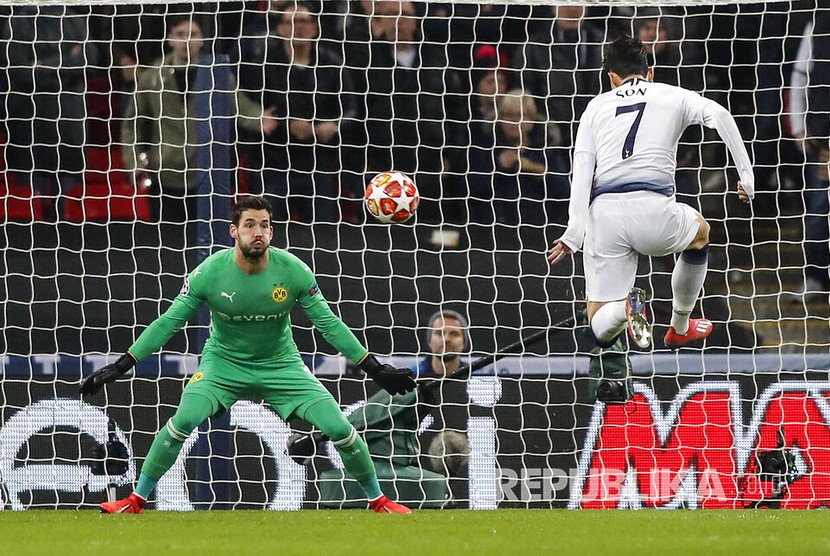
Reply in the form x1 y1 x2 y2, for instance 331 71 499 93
547 35 754 350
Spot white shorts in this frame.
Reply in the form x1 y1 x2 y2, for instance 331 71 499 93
583 191 701 302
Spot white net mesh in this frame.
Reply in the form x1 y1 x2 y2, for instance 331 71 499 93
0 1 828 510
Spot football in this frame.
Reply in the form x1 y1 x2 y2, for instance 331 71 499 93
364 171 420 224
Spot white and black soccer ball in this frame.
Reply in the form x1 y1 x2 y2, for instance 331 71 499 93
364 171 420 224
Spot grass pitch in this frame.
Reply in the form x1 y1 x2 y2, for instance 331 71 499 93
2 509 828 555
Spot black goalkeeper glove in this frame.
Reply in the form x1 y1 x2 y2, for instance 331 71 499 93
79 353 137 397
359 354 416 396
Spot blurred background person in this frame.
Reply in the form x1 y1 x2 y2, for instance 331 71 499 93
237 1 350 224
342 0 466 224
512 5 604 154
468 89 569 227
420 2 537 87
468 45 513 147
415 310 469 378
291 308 473 508
1 5 99 220
122 15 276 225
789 11 830 298
635 16 681 85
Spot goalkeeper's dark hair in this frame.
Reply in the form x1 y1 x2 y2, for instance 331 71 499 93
602 35 649 78
231 196 273 225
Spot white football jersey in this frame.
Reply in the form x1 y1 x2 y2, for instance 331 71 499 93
560 77 754 252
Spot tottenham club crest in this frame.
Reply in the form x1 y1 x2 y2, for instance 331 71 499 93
272 287 288 303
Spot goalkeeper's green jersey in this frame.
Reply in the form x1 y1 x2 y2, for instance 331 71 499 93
128 247 368 366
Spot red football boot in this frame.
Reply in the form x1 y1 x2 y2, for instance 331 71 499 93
369 495 412 514
664 318 713 349
99 493 146 514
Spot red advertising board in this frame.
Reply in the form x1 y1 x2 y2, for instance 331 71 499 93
571 381 830 509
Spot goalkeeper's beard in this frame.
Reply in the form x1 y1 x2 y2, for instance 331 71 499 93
240 242 267 260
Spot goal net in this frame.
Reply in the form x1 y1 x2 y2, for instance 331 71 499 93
0 0 828 511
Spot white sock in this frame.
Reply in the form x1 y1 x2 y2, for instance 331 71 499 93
670 308 693 335
590 301 627 345
670 251 708 335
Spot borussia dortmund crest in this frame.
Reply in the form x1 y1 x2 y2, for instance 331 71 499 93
272 287 288 303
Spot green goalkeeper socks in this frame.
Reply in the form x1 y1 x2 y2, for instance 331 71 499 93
333 430 383 500
133 423 183 499
301 397 383 500
135 473 158 500
139 420 189 483
136 391 213 496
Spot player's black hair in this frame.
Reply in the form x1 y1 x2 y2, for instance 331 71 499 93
602 35 649 78
231 195 273 225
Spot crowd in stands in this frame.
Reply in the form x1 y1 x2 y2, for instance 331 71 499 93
0 1 824 252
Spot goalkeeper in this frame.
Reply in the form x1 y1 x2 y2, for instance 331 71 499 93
80 195 416 514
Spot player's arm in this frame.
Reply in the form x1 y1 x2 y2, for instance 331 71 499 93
549 118 596 264
80 267 205 397
695 96 755 203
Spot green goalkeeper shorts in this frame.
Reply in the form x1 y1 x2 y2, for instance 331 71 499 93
182 351 334 420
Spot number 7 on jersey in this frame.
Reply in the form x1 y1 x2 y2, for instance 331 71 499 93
615 102 647 160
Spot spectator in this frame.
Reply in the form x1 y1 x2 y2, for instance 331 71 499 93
468 45 512 145
121 16 276 224
415 310 470 378
110 44 141 123
420 3 537 82
1 5 100 220
340 0 376 44
468 89 569 226
635 17 681 86
342 0 466 223
744 4 793 207
512 5 604 151
789 13 830 297
110 5 169 93
291 307 473 507
237 2 351 224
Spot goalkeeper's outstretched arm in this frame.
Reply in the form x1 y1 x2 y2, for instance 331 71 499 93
79 267 204 397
